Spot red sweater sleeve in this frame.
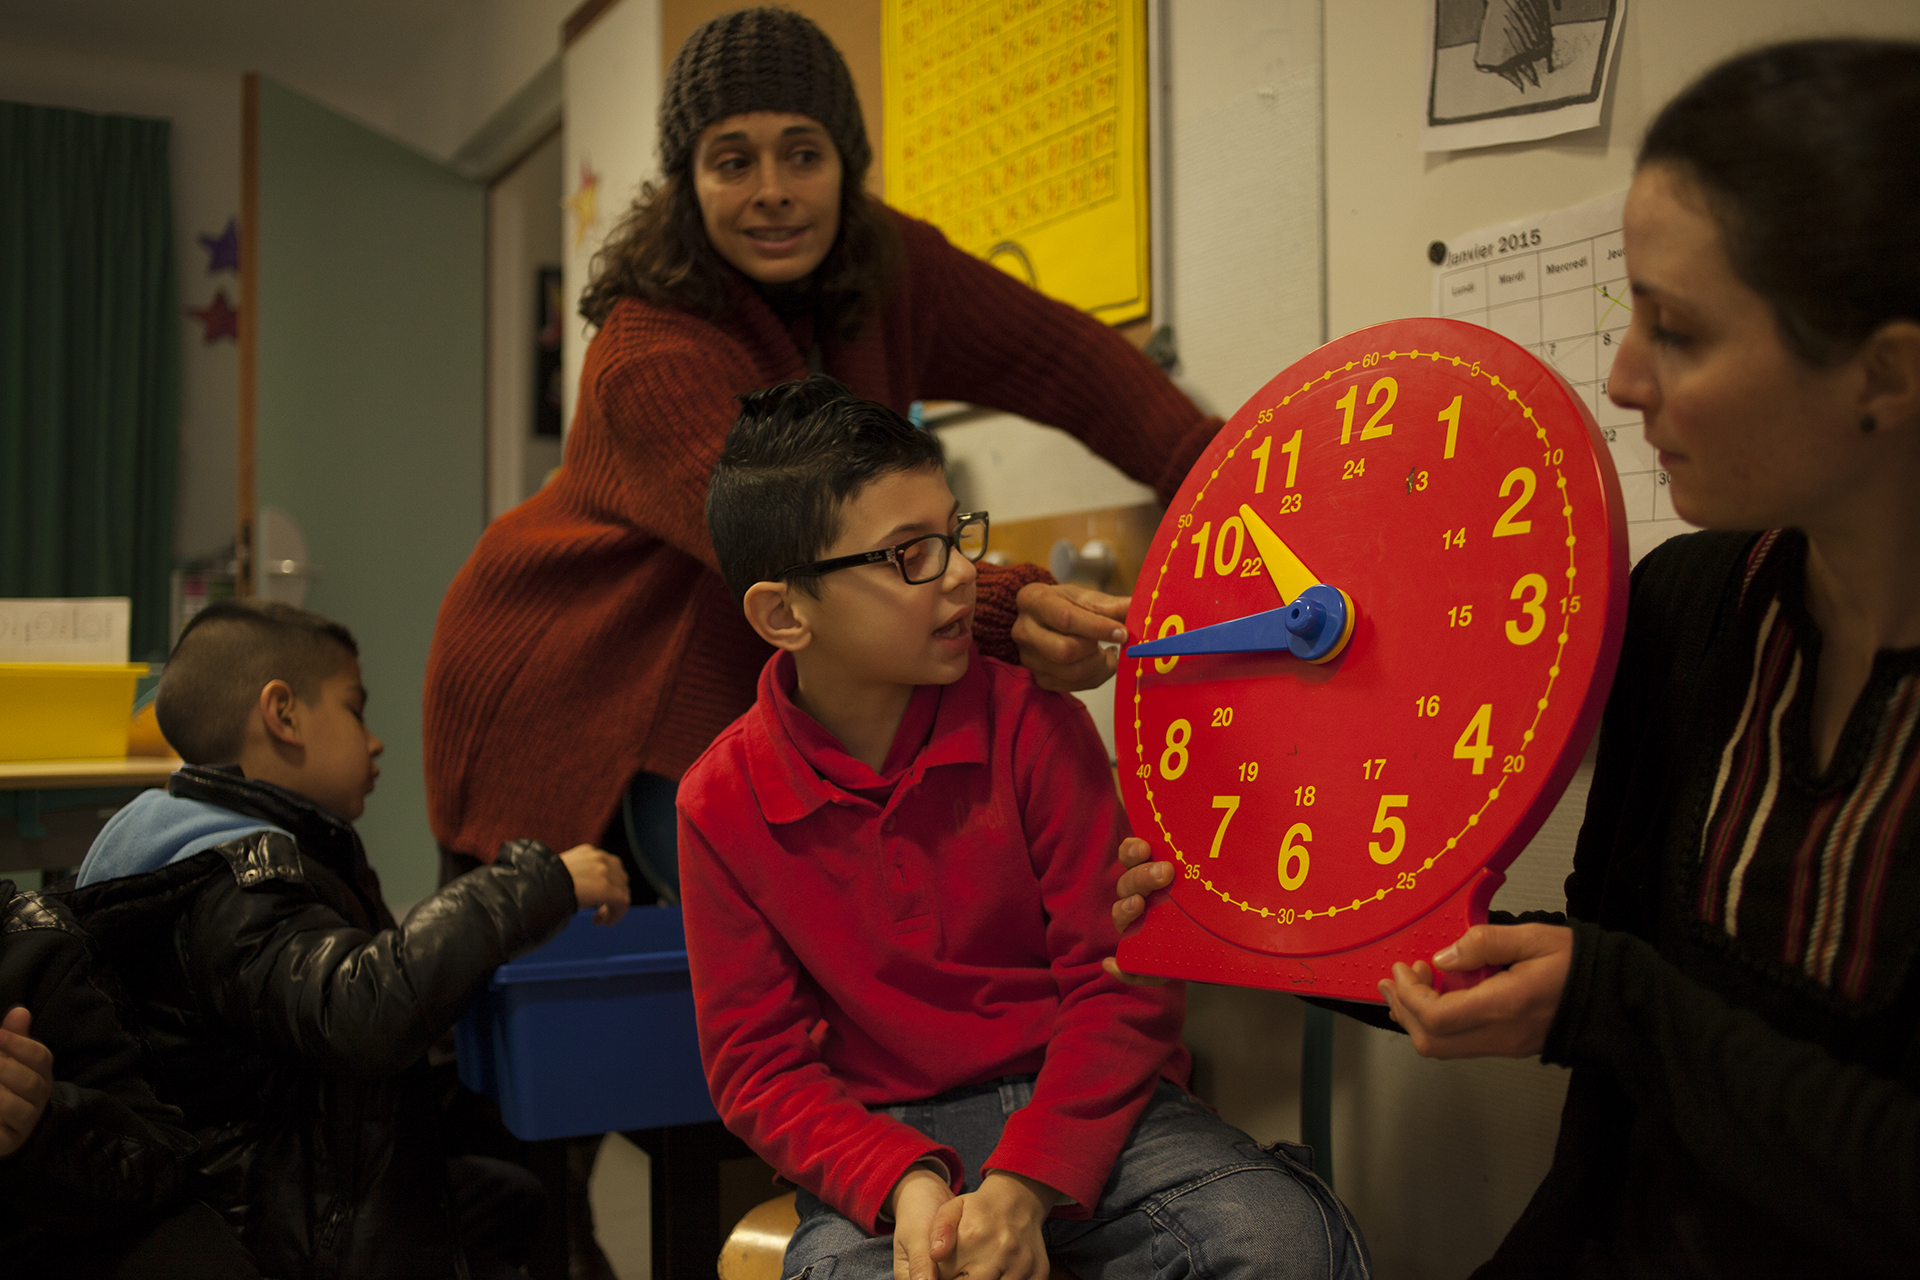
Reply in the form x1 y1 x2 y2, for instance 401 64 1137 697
679 805 964 1230
984 692 1188 1211
897 217 1221 505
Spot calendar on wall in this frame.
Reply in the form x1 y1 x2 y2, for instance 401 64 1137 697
1432 189 1692 565
882 0 1150 324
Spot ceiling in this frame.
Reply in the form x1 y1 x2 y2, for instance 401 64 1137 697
0 0 469 98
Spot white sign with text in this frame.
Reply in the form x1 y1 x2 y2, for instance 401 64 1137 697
0 598 131 664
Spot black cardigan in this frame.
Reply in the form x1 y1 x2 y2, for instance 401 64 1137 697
1478 530 1920 1278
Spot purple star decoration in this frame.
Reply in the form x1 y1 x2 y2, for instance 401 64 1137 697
199 217 239 275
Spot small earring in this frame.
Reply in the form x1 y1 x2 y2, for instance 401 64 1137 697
1861 415 1877 433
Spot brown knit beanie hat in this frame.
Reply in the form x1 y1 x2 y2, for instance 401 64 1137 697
659 8 871 184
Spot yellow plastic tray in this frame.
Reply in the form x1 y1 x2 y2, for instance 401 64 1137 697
0 663 149 762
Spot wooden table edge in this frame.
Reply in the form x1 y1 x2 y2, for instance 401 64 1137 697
0 757 184 790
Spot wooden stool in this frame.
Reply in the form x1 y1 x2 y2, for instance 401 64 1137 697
717 1193 1080 1280
718 1193 798 1280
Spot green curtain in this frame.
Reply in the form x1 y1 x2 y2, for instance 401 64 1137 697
0 100 179 661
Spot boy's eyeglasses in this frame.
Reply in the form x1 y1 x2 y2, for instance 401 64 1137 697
780 513 990 586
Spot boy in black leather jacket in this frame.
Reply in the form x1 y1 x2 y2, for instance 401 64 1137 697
0 880 261 1279
68 600 630 1280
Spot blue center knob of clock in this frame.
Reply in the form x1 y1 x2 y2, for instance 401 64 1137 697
1127 583 1353 663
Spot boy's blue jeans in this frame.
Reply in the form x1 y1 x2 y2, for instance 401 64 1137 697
783 1077 1371 1280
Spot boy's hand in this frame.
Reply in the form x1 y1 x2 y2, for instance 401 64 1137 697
1101 837 1170 987
559 845 631 925
890 1165 957 1280
943 1170 1058 1280
0 1007 52 1160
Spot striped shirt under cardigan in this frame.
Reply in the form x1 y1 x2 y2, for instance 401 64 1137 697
1694 528 1920 1007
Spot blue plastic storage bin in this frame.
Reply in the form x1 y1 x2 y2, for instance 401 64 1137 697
456 905 719 1140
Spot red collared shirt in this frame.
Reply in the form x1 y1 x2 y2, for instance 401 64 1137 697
678 650 1190 1231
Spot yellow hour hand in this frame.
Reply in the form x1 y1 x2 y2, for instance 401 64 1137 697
1238 504 1318 603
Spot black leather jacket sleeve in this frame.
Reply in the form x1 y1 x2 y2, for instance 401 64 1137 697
0 893 195 1231
180 837 577 1078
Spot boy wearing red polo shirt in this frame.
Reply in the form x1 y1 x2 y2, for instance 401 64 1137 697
681 377 1368 1280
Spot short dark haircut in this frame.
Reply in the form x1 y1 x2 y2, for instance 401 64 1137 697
706 376 945 603
155 600 360 765
1639 39 1920 366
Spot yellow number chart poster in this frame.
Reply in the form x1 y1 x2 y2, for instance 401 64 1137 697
883 0 1149 323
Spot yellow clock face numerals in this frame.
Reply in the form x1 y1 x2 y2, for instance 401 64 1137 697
1118 319 1627 959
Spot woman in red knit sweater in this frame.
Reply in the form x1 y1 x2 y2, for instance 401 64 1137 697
423 8 1220 893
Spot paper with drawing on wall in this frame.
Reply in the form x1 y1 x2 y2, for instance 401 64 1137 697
1421 0 1627 153
1432 188 1693 565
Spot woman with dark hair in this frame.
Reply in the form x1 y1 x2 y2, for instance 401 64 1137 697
1111 36 1920 1277
424 8 1221 899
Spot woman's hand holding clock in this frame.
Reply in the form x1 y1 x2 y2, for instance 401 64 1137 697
1379 923 1573 1059
1106 833 1574 1054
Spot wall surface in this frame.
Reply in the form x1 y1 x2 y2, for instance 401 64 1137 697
561 0 663 437
0 6 577 565
487 130 566 520
393 0 575 164
1317 4 1920 1276
0 41 241 568
253 77 485 911
1161 0 1326 418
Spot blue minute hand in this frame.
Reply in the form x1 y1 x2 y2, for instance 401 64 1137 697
1127 584 1353 663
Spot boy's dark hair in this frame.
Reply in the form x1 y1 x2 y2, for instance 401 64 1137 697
155 600 360 765
706 376 945 603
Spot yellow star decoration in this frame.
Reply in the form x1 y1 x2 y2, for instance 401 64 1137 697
564 161 600 250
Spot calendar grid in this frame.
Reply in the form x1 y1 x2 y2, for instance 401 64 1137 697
1434 193 1694 564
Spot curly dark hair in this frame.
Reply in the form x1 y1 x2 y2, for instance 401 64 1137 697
578 156 901 342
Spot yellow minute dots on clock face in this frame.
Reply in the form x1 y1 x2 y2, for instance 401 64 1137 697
1114 318 1628 997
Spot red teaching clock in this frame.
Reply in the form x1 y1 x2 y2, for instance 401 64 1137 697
1116 318 1629 1003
